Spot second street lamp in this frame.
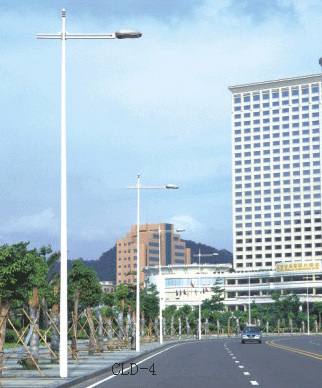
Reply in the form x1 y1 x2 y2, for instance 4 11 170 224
126 175 179 351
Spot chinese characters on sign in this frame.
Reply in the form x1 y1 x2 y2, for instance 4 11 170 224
276 262 320 272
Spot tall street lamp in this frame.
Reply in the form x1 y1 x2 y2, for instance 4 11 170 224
37 9 141 378
127 175 178 351
192 249 218 340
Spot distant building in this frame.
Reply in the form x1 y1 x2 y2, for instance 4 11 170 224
229 74 322 271
143 260 322 311
100 280 115 293
116 223 191 285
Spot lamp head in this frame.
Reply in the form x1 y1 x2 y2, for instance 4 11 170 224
165 184 179 189
115 29 142 39
319 57 322 68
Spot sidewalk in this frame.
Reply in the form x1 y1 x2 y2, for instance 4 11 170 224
0 339 183 388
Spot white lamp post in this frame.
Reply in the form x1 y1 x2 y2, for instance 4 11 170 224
192 249 218 340
37 9 141 378
305 275 312 335
248 270 251 325
127 175 178 351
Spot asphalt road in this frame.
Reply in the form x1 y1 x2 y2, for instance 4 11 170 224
71 335 322 388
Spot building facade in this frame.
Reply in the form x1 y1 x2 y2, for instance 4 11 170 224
116 223 191 285
99 280 115 293
229 74 322 271
143 261 322 311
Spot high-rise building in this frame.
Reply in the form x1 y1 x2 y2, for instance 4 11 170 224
116 223 191 285
229 74 322 271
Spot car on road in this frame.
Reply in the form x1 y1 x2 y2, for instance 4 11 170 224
241 325 262 344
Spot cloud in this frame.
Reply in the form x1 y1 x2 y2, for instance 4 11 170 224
76 227 109 242
0 0 204 23
168 215 204 232
1 208 59 235
226 0 298 24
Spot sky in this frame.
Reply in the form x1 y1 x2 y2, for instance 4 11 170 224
0 0 322 260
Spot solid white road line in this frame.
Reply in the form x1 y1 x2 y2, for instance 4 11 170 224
84 343 182 388
250 381 259 385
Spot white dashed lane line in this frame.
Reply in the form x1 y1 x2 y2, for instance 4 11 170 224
224 343 260 386
224 344 262 387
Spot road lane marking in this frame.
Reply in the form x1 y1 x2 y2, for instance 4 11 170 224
239 366 244 368
266 340 322 361
244 372 250 375
235 361 240 363
83 343 182 388
250 381 259 385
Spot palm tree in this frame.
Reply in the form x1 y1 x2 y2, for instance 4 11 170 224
313 302 322 331
39 247 60 362
24 247 50 368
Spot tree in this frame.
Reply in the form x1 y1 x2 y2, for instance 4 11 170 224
163 305 177 321
269 291 283 325
280 294 300 320
113 283 133 314
140 284 159 323
38 246 60 332
313 302 322 330
27 246 59 367
68 260 102 355
201 285 224 312
0 242 48 376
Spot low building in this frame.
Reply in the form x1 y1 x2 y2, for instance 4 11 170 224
143 260 322 311
116 223 190 285
100 280 115 293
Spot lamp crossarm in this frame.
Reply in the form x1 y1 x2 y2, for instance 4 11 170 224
126 186 168 189
37 32 116 39
148 229 181 233
192 253 218 257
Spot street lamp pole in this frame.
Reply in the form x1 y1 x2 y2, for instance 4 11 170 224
306 275 311 335
37 9 141 378
158 225 162 343
127 177 178 351
136 175 141 351
248 270 251 325
198 249 202 340
192 249 218 340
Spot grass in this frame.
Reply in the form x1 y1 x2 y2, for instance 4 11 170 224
4 341 48 349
